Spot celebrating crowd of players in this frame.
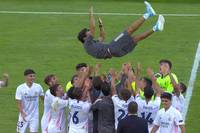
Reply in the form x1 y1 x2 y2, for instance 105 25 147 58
15 59 186 133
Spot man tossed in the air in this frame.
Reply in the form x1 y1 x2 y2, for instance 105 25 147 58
77 1 165 59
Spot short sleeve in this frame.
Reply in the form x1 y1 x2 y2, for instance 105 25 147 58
154 97 161 106
38 85 44 96
153 111 161 126
174 110 184 126
112 95 118 104
15 86 22 100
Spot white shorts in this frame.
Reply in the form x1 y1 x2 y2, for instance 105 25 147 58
16 117 39 133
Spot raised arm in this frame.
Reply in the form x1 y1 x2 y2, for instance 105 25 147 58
89 6 95 37
147 67 163 96
94 63 102 76
76 66 93 88
98 17 105 42
169 73 180 95
110 69 117 96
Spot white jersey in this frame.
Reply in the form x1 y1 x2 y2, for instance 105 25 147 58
68 99 91 133
112 94 135 129
48 97 69 133
15 83 44 121
153 106 184 133
136 96 161 130
41 89 55 133
172 94 185 114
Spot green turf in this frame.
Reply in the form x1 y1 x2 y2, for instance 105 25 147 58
0 0 200 132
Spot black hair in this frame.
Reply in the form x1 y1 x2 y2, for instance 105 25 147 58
67 86 75 99
128 101 138 114
144 87 154 99
92 76 103 90
143 77 152 88
120 89 131 101
44 74 55 85
72 87 83 100
159 59 172 69
50 84 60 96
180 82 187 94
24 69 35 76
75 63 87 71
101 81 111 96
71 74 78 84
161 92 172 101
77 28 89 43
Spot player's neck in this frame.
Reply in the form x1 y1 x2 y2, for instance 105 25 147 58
164 106 170 111
145 98 151 103
26 82 33 88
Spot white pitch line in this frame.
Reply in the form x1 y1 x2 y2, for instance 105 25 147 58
183 41 200 119
0 10 200 17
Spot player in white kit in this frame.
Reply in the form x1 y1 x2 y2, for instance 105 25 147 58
41 74 58 133
136 86 161 131
16 69 44 133
110 69 135 130
151 92 186 133
47 84 69 133
68 81 92 133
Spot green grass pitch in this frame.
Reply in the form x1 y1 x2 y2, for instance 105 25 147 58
0 0 200 132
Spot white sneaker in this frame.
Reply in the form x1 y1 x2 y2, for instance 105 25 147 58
144 1 156 18
153 15 165 31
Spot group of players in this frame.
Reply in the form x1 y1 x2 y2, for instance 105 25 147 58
15 59 186 133
15 1 186 133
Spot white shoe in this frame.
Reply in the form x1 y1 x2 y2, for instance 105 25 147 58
153 15 165 31
144 1 156 17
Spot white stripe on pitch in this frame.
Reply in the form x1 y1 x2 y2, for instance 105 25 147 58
183 41 200 119
0 10 200 17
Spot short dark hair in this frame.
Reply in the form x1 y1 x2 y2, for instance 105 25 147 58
24 69 35 76
76 63 87 71
159 59 172 69
71 74 78 84
180 82 187 94
73 87 83 100
143 77 152 87
44 74 55 85
77 28 89 43
101 81 111 96
67 86 75 99
120 89 131 101
144 87 154 99
93 76 103 90
128 101 138 114
161 92 172 101
50 84 60 96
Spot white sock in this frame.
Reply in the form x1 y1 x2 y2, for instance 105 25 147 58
143 13 149 20
152 25 157 32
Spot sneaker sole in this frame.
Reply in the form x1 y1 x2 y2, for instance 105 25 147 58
158 15 165 31
144 1 156 16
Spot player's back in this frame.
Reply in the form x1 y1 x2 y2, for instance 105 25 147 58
136 96 161 130
112 94 135 130
68 99 91 133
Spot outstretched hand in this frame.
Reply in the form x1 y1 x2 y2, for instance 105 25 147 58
147 67 154 77
98 17 103 27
